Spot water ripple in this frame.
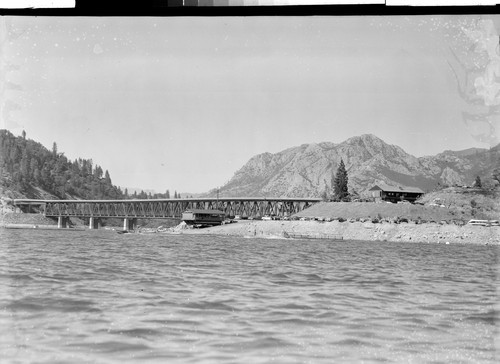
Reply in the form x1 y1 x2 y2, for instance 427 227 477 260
0 229 498 363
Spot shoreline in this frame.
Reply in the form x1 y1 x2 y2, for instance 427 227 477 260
3 224 87 230
4 219 497 245
179 220 500 245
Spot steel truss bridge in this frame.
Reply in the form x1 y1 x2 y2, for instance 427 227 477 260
13 197 321 220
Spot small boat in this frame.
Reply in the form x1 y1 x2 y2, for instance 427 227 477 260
116 230 133 234
467 219 500 227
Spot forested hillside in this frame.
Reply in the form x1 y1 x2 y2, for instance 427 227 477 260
0 129 124 200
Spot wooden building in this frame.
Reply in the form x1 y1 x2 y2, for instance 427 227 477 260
182 209 225 226
369 183 424 203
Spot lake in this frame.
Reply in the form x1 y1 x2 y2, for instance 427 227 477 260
0 228 498 363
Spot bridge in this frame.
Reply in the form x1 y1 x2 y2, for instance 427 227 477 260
12 197 322 230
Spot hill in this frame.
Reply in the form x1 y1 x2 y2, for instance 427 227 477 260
0 129 124 200
0 130 198 208
294 202 467 222
207 134 499 198
294 191 499 222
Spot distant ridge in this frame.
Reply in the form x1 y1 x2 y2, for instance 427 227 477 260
205 134 499 198
439 148 488 158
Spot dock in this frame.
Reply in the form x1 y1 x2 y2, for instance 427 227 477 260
283 232 343 240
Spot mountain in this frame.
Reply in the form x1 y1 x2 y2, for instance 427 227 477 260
208 134 499 198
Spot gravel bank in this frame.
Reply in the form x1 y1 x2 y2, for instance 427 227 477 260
1 212 57 227
2 213 498 245
180 220 500 245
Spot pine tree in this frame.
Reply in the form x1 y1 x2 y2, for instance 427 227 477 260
166 190 170 199
333 158 349 201
94 165 103 179
104 170 111 184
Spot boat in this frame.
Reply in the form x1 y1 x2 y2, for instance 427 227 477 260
116 230 133 234
467 219 500 227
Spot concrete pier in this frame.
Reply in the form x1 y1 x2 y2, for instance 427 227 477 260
89 217 101 230
57 216 68 229
123 218 136 231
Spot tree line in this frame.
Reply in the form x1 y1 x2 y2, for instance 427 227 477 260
0 130 189 200
0 130 124 199
124 189 189 199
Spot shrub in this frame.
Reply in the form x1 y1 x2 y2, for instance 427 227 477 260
338 217 346 222
371 218 379 223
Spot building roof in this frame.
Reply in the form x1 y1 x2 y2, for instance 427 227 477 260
183 209 225 214
368 183 424 194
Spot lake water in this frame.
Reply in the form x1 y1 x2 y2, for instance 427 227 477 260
0 229 498 363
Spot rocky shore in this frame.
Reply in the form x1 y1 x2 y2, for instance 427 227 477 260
180 220 500 245
1 211 58 227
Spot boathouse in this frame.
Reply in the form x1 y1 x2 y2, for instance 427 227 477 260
368 183 424 203
181 209 225 226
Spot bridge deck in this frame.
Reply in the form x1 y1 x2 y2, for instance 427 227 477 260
13 198 322 219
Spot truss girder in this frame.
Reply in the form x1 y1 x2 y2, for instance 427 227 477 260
39 198 320 219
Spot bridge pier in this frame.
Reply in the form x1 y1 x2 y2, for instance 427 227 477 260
89 217 101 230
57 216 68 229
123 218 136 231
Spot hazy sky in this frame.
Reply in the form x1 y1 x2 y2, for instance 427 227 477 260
1 15 499 193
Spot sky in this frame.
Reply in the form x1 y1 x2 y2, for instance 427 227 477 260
1 15 499 193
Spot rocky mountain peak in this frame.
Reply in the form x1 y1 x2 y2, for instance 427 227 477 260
209 135 498 198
